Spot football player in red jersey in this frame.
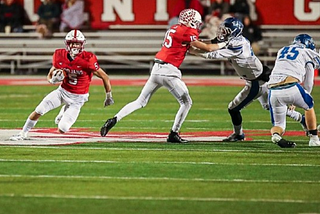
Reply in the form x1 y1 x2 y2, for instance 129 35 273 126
10 30 114 141
100 9 227 143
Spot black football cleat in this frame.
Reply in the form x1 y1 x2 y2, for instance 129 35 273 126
222 133 245 142
100 117 117 137
167 130 188 143
276 138 296 148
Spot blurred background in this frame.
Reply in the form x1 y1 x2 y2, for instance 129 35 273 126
0 0 319 76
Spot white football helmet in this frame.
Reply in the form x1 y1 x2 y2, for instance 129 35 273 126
64 30 86 57
178 9 202 31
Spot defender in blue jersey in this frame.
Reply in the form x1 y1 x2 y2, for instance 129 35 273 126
268 34 320 147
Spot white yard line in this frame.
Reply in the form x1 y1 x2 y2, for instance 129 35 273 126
1 144 319 154
0 193 318 204
0 158 319 167
0 174 319 184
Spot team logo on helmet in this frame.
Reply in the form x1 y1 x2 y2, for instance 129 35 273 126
178 9 203 31
217 17 243 42
292 34 316 50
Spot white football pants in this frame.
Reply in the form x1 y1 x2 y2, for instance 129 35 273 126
35 86 88 132
269 83 313 130
115 66 192 132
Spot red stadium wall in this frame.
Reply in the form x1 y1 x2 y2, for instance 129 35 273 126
18 0 320 29
255 0 320 25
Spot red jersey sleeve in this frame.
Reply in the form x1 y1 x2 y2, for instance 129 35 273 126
52 49 65 68
84 52 100 71
74 51 100 71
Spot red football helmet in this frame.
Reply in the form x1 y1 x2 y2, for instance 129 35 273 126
64 30 86 57
178 9 202 31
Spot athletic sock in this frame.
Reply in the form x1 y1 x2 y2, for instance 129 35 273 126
233 124 243 135
271 132 282 143
22 118 38 133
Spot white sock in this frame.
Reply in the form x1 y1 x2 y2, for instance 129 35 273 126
22 118 38 133
310 135 319 141
271 133 282 143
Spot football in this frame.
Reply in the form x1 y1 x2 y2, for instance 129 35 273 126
52 69 65 82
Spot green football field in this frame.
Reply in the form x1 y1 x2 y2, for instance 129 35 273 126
0 77 320 214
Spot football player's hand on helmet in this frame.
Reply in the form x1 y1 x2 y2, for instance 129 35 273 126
104 92 114 107
49 69 65 84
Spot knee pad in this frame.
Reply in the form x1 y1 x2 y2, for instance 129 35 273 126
35 100 53 115
58 122 70 133
35 104 47 116
180 93 192 107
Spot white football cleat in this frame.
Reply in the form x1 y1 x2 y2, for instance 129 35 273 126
309 137 320 147
9 131 28 141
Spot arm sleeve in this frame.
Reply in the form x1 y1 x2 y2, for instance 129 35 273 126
303 62 315 93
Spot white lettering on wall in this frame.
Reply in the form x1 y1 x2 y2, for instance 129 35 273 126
155 0 168 21
102 0 134 22
24 0 38 22
294 0 320 21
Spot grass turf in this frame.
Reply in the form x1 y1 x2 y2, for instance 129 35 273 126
0 83 320 214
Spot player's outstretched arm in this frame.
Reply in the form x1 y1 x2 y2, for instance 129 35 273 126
190 40 226 52
188 46 206 56
94 68 114 107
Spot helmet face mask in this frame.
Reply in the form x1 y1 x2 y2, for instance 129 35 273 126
178 9 203 31
217 17 243 42
65 30 86 57
292 34 316 51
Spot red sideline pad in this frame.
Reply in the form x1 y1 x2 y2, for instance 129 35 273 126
0 76 246 86
1 76 320 86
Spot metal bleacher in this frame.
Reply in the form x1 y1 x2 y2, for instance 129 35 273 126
259 25 320 65
0 24 319 75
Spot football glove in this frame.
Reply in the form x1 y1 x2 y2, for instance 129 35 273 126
104 92 114 107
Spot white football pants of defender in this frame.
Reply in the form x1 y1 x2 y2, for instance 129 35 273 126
258 85 302 121
26 86 88 133
115 63 192 133
228 80 302 134
231 80 301 119
269 83 313 131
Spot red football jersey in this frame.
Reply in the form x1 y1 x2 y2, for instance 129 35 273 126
52 49 100 94
155 24 199 68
